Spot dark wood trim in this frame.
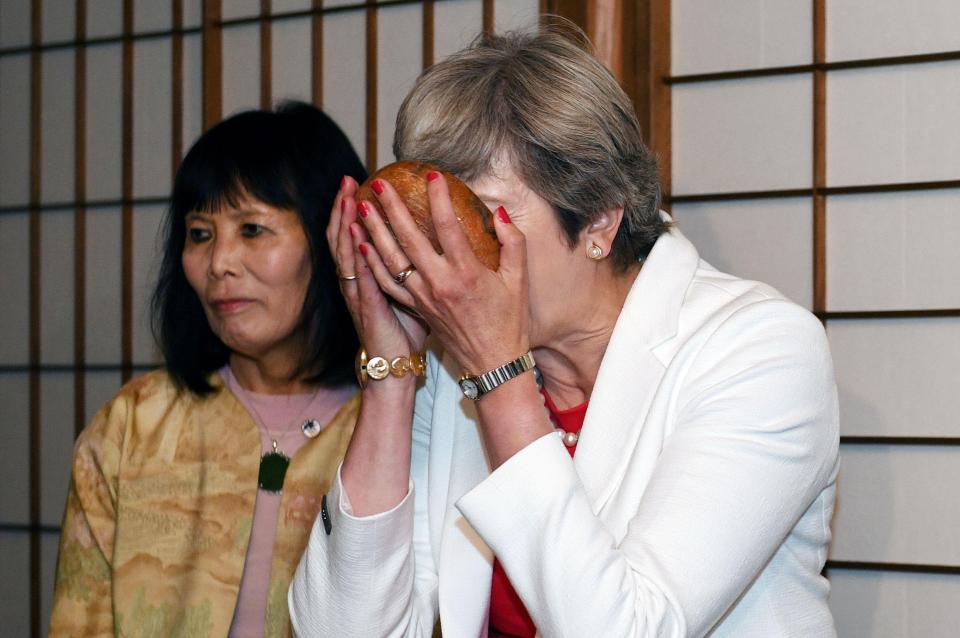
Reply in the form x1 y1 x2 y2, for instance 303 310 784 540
482 0 494 34
820 309 960 320
217 0 438 27
665 49 960 85
202 0 223 131
0 363 161 374
826 560 960 576
29 1 43 634
0 522 62 535
422 0 434 70
74 0 88 438
0 27 204 57
365 4 377 170
669 178 960 204
172 0 184 168
0 196 170 215
121 0 134 384
260 0 272 109
311 0 323 106
841 436 960 446
812 0 826 314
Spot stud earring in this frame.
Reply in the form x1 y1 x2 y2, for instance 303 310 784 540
587 243 604 260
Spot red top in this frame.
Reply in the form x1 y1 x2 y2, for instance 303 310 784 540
488 390 588 638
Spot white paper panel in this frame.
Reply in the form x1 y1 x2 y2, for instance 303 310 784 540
84 370 123 424
672 0 810 75
85 207 122 364
0 0 31 48
831 445 960 564
434 0 483 62
828 0 960 62
0 55 31 207
826 191 960 311
322 10 366 165
134 0 171 32
0 533 30 636
273 0 312 12
830 570 960 638
827 62 960 187
494 0 538 33
0 211 29 364
672 75 811 195
87 0 124 39
40 372 74 526
673 198 813 309
324 0 359 8
40 532 59 638
222 0 261 20
0 373 30 524
183 0 203 29
41 49 75 204
132 204 165 365
829 318 960 438
43 0 76 43
271 17 312 105
376 4 421 167
86 43 123 200
222 24 261 117
133 38 172 197
182 33 204 162
40 209 74 364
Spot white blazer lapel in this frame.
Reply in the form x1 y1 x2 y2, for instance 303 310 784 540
434 358 495 637
574 228 700 514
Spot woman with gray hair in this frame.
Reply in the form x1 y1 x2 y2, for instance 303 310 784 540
291 27 839 638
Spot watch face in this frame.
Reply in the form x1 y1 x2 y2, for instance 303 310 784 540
459 377 480 400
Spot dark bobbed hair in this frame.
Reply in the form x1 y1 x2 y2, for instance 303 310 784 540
152 101 367 395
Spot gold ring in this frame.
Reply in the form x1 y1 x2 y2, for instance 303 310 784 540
337 268 357 281
393 264 416 286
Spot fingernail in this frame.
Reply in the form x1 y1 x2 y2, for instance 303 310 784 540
357 201 370 218
340 176 348 190
372 179 385 195
341 197 347 213
496 206 511 224
359 243 369 256
427 171 441 183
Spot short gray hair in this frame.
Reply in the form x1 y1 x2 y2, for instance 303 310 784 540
393 25 666 270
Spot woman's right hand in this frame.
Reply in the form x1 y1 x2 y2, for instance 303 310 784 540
327 176 428 368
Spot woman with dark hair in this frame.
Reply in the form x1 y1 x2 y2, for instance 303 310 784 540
50 102 366 637
292 28 839 638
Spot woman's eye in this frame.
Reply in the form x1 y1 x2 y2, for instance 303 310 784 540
187 227 210 243
242 223 265 238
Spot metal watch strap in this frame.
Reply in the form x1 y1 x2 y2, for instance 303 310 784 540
460 350 536 400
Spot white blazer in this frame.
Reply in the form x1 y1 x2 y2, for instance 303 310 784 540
290 227 840 637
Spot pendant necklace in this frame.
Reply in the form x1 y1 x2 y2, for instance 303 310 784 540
245 387 324 493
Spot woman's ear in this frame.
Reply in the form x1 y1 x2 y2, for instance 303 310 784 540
583 208 625 261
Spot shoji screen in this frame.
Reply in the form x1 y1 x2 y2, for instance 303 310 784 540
668 1 960 635
0 1 540 635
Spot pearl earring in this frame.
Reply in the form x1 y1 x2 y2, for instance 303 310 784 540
587 243 603 260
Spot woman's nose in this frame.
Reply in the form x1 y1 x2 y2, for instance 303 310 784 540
209 235 241 279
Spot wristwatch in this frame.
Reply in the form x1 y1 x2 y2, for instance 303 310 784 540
458 351 536 400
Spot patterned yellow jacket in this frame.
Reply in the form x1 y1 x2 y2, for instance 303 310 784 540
49 370 359 637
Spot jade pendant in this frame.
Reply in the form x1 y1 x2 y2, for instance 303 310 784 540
259 441 290 492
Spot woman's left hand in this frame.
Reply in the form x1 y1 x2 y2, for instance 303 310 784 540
356 172 531 376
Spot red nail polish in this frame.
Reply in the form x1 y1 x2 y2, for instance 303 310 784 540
357 201 369 218
427 171 441 182
372 179 385 195
340 176 348 190
341 197 347 213
359 243 369 256
496 206 511 224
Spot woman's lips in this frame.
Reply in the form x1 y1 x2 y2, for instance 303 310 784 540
211 298 253 314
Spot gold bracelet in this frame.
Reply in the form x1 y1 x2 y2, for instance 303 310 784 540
355 348 427 388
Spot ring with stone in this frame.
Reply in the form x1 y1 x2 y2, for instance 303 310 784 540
392 264 416 286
